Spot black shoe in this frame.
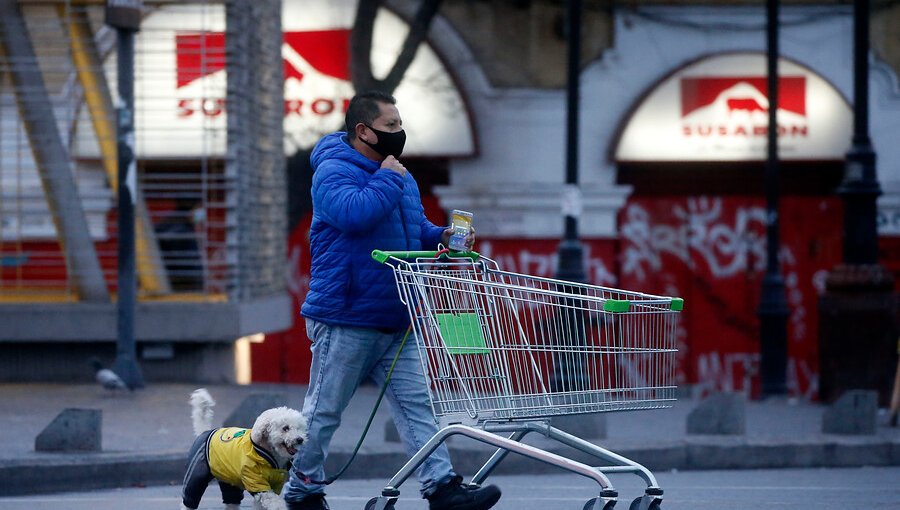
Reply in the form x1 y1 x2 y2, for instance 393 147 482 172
286 493 330 510
427 476 501 510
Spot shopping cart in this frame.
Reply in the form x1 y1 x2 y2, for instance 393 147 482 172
367 249 683 510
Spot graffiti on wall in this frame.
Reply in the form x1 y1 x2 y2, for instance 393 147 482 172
621 197 768 280
619 196 840 399
478 240 617 286
254 196 839 398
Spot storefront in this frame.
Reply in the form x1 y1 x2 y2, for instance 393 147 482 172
252 5 900 394
436 6 900 398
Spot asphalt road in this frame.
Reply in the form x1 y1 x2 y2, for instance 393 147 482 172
2 467 898 510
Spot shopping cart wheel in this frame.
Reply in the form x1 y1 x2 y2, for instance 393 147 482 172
364 496 397 510
629 496 661 510
582 497 616 510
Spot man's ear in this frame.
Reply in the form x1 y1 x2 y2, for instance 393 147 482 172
355 122 369 142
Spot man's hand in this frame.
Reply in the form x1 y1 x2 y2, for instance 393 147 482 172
441 226 476 251
381 155 407 176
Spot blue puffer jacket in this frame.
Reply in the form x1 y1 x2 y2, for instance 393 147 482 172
300 132 445 330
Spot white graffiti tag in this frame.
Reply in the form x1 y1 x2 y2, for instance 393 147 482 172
621 197 768 280
478 241 616 286
695 351 818 400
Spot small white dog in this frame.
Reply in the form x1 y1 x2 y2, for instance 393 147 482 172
180 389 307 510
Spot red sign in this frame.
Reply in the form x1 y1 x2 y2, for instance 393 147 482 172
109 3 474 157
681 76 807 117
174 30 354 120
175 30 351 89
616 54 852 161
679 76 809 139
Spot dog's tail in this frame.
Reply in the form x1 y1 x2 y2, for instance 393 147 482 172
190 388 216 436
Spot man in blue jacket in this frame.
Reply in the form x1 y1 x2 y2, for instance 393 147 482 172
284 91 500 510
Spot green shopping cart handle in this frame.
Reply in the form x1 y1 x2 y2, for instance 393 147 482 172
371 249 481 264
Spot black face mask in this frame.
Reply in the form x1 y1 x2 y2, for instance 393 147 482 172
361 125 406 158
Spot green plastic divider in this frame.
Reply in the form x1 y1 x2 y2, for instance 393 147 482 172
603 299 630 313
371 249 481 264
435 312 489 354
670 298 684 311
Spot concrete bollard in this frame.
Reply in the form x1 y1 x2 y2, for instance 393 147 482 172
822 390 877 435
223 393 288 428
35 408 102 452
687 392 746 435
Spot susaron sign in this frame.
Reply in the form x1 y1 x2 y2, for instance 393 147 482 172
75 0 474 158
615 52 853 162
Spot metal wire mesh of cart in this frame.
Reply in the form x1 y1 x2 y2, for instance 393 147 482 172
381 251 683 426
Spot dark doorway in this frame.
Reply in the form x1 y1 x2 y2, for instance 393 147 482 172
617 160 844 196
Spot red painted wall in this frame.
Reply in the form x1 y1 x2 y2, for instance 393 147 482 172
250 212 313 383
617 196 843 399
250 194 898 399
4 191 892 398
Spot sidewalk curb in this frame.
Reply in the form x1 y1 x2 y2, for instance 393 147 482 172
2 440 898 497
0 451 186 497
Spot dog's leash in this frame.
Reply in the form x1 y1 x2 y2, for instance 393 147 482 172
293 323 414 486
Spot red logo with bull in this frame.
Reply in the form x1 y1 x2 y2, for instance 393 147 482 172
680 76 808 138
174 30 353 118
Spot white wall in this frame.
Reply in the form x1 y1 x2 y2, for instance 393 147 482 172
429 5 900 238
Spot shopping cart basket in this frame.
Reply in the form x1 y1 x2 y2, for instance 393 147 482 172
367 249 683 510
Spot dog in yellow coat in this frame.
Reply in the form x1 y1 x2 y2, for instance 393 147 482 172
180 389 307 510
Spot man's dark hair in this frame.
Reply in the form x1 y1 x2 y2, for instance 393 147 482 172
345 91 396 140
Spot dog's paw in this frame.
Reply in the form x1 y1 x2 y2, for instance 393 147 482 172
254 491 287 510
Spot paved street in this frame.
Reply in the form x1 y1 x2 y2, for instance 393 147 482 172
2 468 898 510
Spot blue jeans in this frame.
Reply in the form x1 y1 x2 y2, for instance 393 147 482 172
283 319 456 503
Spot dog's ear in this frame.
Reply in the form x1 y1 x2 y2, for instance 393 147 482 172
250 413 271 445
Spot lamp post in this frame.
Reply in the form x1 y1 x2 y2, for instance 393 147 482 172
840 0 881 266
551 0 588 393
107 0 145 389
758 0 790 397
818 0 896 404
556 0 586 285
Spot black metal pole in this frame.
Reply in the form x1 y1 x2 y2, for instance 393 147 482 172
818 0 895 406
112 25 144 389
758 0 789 397
556 0 586 284
551 0 587 393
840 0 881 264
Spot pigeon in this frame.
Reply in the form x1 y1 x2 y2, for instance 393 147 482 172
89 358 130 391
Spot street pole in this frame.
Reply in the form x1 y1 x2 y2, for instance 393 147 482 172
107 0 144 389
556 0 586 285
758 0 789 397
840 0 881 264
552 0 588 393
818 0 896 404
